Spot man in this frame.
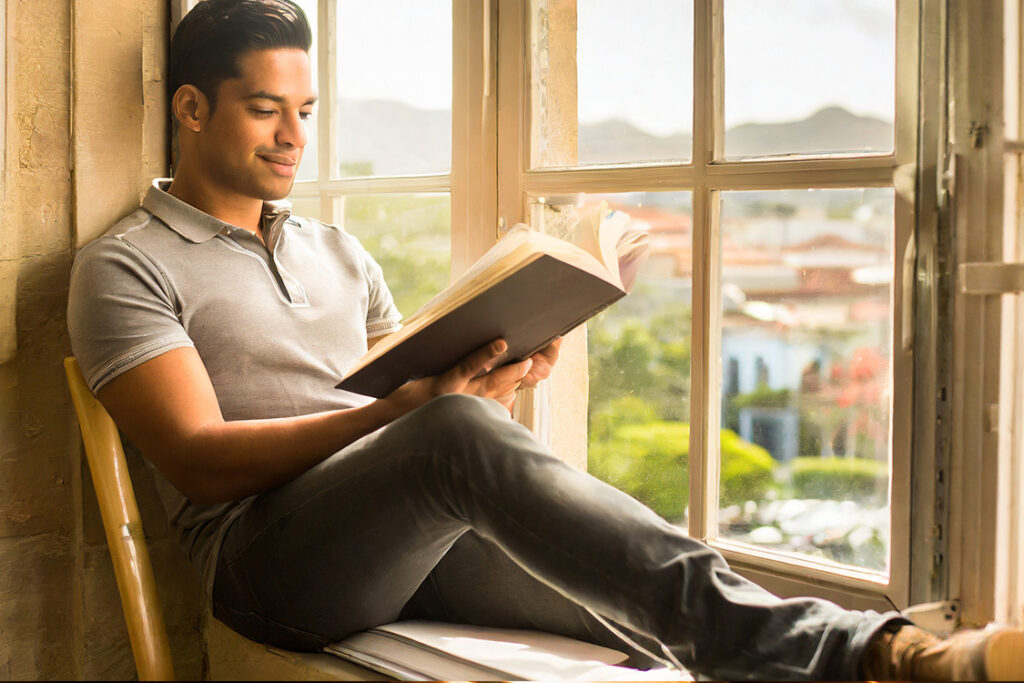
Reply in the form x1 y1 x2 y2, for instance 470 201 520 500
67 1 1023 679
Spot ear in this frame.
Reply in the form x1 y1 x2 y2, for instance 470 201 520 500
171 85 208 133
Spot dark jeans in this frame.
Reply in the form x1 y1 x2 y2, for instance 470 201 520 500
212 394 897 680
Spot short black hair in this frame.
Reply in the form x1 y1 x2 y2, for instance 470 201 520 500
170 0 312 112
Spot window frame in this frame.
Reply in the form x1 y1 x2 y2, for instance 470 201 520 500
945 0 1023 627
496 0 925 611
288 1 477 271
172 0 1024 623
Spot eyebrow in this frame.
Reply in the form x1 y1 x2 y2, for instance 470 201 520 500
245 90 318 106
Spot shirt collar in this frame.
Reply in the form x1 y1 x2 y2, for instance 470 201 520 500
142 179 293 243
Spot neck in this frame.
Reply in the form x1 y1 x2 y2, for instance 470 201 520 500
167 168 263 232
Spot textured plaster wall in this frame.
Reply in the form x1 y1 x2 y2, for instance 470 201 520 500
0 1 205 679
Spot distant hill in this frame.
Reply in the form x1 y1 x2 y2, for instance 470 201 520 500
578 118 692 164
335 99 452 176
331 101 893 174
722 106 892 158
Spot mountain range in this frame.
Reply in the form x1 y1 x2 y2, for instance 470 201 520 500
329 102 893 176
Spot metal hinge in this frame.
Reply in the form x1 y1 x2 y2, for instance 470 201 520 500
968 122 990 149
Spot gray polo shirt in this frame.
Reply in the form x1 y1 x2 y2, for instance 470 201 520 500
67 180 402 585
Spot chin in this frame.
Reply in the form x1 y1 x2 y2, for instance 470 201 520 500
257 181 295 202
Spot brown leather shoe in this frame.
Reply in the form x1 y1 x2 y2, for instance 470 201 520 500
861 623 1024 681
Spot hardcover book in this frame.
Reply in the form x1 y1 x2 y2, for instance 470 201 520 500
337 203 648 398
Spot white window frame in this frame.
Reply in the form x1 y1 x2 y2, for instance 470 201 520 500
495 0 923 612
946 0 1024 627
170 0 1024 624
288 1 493 273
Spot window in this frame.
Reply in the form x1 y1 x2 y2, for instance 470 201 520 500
270 0 1020 621
493 0 922 610
290 0 455 317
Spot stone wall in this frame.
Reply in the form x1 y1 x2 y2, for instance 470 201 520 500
0 1 206 679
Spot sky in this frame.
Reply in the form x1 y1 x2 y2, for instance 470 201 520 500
297 0 895 137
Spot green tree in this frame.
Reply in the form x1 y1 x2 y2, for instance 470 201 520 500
587 307 692 425
343 195 451 315
589 418 776 523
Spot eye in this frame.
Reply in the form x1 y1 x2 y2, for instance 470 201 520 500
299 111 314 121
249 108 275 118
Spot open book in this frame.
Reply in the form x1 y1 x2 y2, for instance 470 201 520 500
325 620 692 681
337 203 649 398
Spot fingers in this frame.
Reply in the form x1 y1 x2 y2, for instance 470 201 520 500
537 336 563 362
441 339 509 391
469 357 533 399
521 337 562 388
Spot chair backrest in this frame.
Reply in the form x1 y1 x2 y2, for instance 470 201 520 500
64 357 176 681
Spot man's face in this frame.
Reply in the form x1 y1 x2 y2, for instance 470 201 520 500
197 48 316 202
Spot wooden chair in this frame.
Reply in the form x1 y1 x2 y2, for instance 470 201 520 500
63 357 382 681
65 356 176 680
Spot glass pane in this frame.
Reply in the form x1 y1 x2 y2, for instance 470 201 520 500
530 0 693 168
723 0 895 159
287 196 323 223
340 194 451 317
335 1 452 178
292 0 319 182
529 192 693 524
717 189 893 573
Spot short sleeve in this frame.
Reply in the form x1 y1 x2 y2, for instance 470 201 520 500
358 244 403 338
67 237 195 392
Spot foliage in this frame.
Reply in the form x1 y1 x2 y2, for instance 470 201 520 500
587 307 691 424
342 194 451 316
719 429 777 508
732 384 791 409
589 395 657 442
790 456 888 505
589 420 690 522
798 410 823 457
588 416 776 522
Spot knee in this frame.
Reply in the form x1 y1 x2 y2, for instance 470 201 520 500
413 393 510 435
397 394 531 461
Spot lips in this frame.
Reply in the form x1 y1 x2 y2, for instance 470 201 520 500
257 152 298 176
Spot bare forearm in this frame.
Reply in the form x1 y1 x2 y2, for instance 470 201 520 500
167 398 408 504
97 341 533 506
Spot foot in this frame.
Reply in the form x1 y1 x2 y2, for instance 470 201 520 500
861 623 1024 681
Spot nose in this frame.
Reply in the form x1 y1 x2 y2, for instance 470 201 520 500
276 110 308 149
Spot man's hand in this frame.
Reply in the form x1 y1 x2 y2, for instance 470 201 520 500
520 337 562 389
384 340 533 413
385 337 562 415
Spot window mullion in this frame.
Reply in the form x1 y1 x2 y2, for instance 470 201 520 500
688 0 723 541
496 0 527 231
317 0 336 222
690 188 722 541
451 0 498 277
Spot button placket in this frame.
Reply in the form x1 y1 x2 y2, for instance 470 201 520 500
261 218 308 306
